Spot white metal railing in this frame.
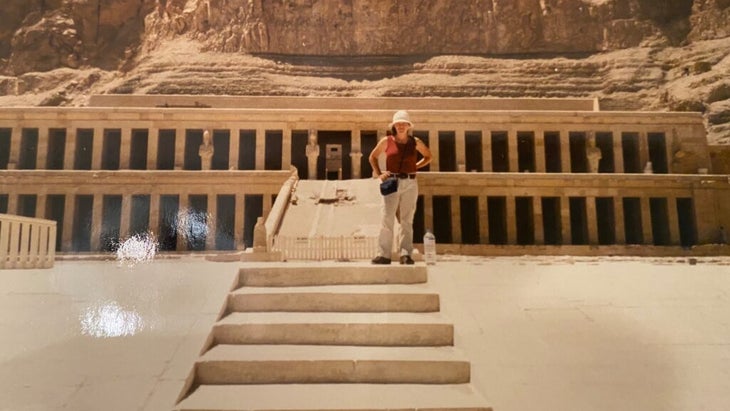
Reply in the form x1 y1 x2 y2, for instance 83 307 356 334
273 235 378 261
0 214 57 269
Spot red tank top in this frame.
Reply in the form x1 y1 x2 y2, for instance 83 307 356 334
385 136 417 174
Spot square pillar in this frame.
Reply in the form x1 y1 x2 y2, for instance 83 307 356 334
206 194 217 251
6 194 18 215
478 195 489 244
91 127 103 170
119 194 131 239
612 128 624 173
535 129 546 172
424 195 434 233
455 129 466 172
36 194 47 219
263 191 273 218
282 128 292 170
451 195 461 243
147 128 159 170
586 196 598 245
560 130 571 173
149 194 160 236
255 128 265 170
37 127 49 169
428 129 439 171
176 194 189 251
560 196 572 245
639 130 649 171
90 194 103 251
350 129 362 179
235 193 245 250
62 194 75 252
667 196 680 246
482 129 492 172
8 127 21 169
119 128 132 169
506 195 516 244
229 128 240 170
614 196 626 244
507 129 518 172
174 128 185 170
533 196 544 245
64 128 77 170
640 196 653 245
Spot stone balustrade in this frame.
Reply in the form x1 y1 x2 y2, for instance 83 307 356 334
0 213 56 268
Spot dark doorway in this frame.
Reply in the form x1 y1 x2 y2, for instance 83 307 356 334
515 197 534 245
216 195 236 250
517 132 535 172
130 129 148 170
623 197 643 244
244 194 263 248
596 197 616 244
19 128 39 170
569 197 588 245
239 130 256 170
488 196 508 245
157 129 176 170
622 133 641 173
491 132 509 172
676 198 696 247
74 129 94 170
18 194 37 217
72 195 93 251
648 132 668 174
542 197 562 245
569 132 587 173
316 131 352 180
433 195 452 243
45 195 65 252
465 131 482 172
460 196 480 244
360 131 379 179
650 197 670 245
414 195 425 242
265 130 283 170
544 131 562 173
595 132 614 173
438 131 456 172
102 129 121 170
159 195 179 251
130 195 150 235
186 195 208 251
101 195 122 251
413 130 430 172
184 129 203 170
0 128 10 169
291 130 309 179
212 130 230 170
47 128 66 170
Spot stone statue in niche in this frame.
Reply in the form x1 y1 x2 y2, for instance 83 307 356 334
586 134 602 173
253 216 267 252
199 130 214 170
305 129 320 179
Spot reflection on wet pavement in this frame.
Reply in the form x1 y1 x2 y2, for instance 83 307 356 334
80 300 145 338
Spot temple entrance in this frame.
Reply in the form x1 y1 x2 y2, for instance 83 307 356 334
317 131 351 180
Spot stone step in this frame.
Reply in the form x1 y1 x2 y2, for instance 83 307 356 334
227 284 440 312
176 384 492 411
237 264 427 287
213 312 453 346
195 345 469 384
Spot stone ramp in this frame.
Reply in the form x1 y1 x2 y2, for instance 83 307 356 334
175 265 491 411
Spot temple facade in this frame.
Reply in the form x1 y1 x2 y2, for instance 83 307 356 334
1 96 728 255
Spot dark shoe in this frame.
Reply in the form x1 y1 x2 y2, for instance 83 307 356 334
400 255 415 265
371 256 391 265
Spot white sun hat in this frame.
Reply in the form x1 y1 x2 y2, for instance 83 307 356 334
389 110 413 128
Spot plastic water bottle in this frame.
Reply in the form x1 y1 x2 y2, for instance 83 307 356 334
423 229 436 265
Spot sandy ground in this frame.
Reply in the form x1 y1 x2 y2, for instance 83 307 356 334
1 255 730 411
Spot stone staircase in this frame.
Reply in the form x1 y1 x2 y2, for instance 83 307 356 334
174 264 492 411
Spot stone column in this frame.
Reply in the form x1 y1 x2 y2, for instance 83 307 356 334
429 129 439 171
229 128 240 170
174 128 185 170
37 127 49 169
667 197 680 246
62 194 75 252
560 196 572 245
506 195 516 244
255 127 266 170
206 194 217 250
424 195 434 233
455 129 466 172
586 196 598 245
120 193 131 240
560 130 571 173
350 152 363 179
263 191 272 217
91 127 103 170
36 193 47 219
612 128 624 173
640 196 653 245
282 128 292 170
119 128 132 169
482 129 492 172
90 194 103 251
6 194 18 215
176 194 188 251
507 129 518 172
614 197 626 244
478 195 489 244
64 127 77 170
533 196 544 245
147 128 159 170
235 193 245 249
351 129 362 178
149 194 160 236
535 129 546 173
451 195 461 243
8 127 21 169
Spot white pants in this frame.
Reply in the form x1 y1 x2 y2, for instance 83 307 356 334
378 178 418 258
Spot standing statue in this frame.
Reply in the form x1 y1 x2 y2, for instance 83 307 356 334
199 130 214 170
305 129 320 179
586 134 602 173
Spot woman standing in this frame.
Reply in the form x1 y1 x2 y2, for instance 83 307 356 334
369 110 432 264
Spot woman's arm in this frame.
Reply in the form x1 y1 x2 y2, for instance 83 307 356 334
369 137 390 181
415 137 432 169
